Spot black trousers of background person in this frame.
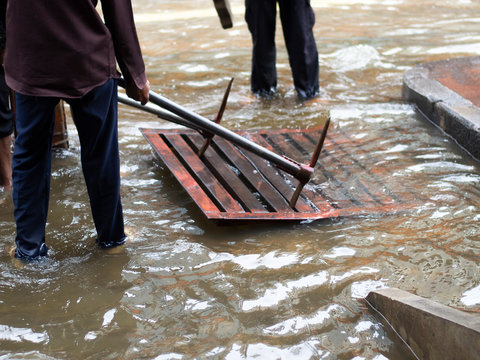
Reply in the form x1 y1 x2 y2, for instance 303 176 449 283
245 0 319 98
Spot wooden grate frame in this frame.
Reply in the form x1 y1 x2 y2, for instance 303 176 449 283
141 127 418 221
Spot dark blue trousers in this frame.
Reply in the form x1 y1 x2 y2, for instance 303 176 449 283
13 79 126 260
245 0 319 98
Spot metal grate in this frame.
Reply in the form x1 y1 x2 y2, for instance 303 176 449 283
141 127 417 221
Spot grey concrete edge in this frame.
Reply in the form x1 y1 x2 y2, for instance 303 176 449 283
402 58 480 160
366 287 480 360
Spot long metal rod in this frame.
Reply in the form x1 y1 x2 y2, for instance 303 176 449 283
198 78 234 157
148 91 305 176
289 118 330 208
118 93 204 131
118 80 313 183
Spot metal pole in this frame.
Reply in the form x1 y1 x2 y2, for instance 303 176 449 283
146 90 308 178
117 93 204 131
118 79 316 186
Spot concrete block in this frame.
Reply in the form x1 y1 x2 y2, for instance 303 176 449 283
403 56 480 161
366 288 480 360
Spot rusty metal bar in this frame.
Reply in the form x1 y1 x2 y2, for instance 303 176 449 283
240 135 314 212
189 133 269 213
164 133 244 212
214 136 296 212
149 91 312 180
117 79 315 187
197 78 234 157
118 93 204 131
144 130 221 214
289 118 330 208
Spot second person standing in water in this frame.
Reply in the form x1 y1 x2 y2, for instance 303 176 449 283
245 0 320 99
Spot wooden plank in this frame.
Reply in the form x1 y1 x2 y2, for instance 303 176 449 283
213 137 295 212
164 134 245 213
187 133 269 213
142 132 221 216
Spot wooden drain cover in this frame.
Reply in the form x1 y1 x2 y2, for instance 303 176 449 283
141 127 416 221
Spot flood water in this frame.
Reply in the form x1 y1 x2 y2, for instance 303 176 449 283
1 0 480 359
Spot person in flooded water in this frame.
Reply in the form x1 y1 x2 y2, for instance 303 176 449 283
0 72 13 191
2 0 150 261
0 0 13 191
245 0 320 99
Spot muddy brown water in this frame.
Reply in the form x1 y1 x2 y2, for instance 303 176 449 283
1 0 479 359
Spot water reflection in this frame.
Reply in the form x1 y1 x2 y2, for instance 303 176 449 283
1 0 480 358
0 325 49 344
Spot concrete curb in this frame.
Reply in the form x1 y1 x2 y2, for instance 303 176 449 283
403 56 480 160
366 288 480 360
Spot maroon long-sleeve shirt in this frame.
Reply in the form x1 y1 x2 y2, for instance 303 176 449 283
4 0 147 98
